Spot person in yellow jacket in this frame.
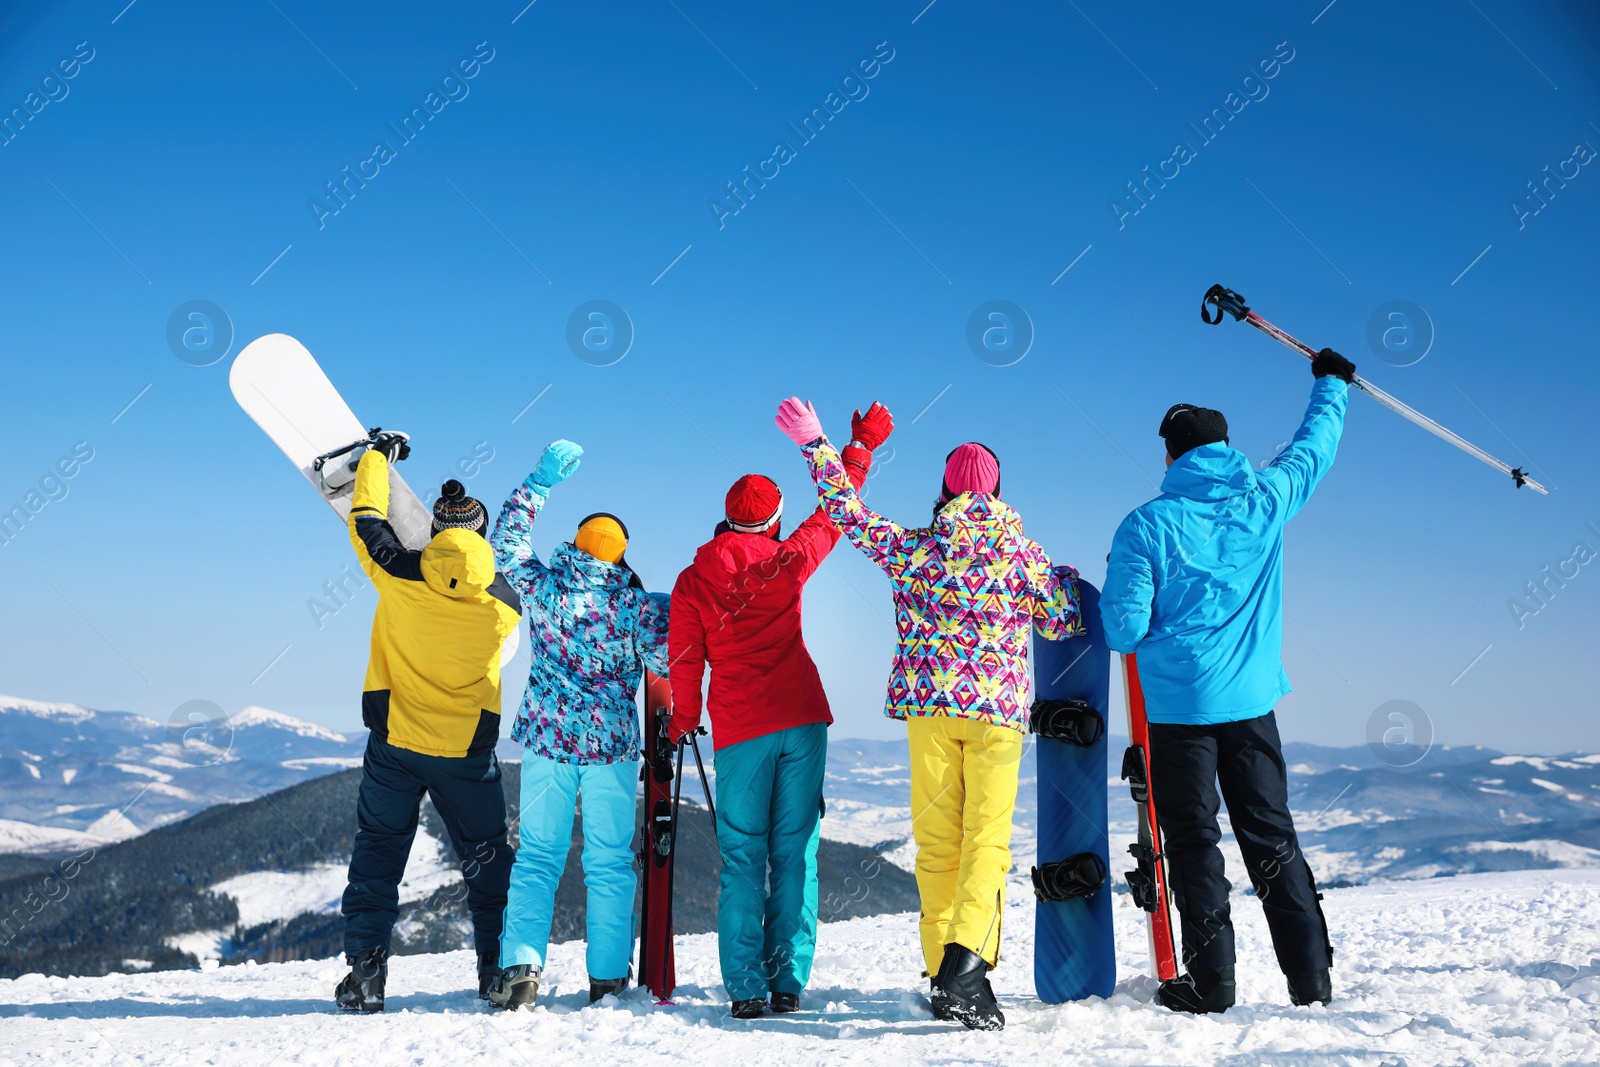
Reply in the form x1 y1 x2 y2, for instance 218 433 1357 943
334 435 522 1014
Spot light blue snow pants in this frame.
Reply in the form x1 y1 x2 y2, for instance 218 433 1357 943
499 756 638 981
714 722 826 1002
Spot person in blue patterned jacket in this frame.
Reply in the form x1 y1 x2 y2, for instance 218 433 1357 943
484 439 671 1010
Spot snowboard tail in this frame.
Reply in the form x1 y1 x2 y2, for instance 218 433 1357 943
637 674 679 1002
1121 653 1179 982
1031 580 1116 1002
229 333 433 549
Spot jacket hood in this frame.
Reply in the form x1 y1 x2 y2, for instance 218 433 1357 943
691 530 782 595
421 528 497 599
1161 442 1257 502
932 493 1026 561
550 541 634 590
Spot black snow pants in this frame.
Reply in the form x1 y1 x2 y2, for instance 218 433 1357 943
1148 710 1332 977
341 733 513 957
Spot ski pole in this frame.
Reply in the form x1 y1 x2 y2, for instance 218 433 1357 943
1200 284 1548 495
660 729 685 999
689 730 717 825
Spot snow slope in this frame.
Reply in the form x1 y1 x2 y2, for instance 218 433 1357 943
2 871 1596 1065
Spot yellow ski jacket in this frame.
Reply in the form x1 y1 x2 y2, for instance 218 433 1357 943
348 450 522 757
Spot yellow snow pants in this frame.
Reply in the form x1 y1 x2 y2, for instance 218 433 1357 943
907 715 1023 974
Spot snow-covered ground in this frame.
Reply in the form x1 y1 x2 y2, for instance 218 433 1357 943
3 870 1597 1065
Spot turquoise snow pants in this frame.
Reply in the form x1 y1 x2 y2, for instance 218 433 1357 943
713 722 826 1002
499 756 638 981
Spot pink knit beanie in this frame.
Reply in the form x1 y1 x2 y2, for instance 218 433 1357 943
943 443 1000 496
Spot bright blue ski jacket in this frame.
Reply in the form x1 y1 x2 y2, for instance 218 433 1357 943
1101 378 1349 725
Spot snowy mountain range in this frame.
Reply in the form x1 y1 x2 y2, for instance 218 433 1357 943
0 695 363 855
3 691 1598 984
5 692 1598 885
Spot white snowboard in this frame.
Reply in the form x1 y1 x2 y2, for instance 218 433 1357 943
231 333 521 666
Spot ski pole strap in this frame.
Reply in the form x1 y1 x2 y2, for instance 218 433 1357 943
1201 284 1250 325
1031 851 1107 902
1029 699 1106 747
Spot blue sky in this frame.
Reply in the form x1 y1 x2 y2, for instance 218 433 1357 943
0 0 1595 753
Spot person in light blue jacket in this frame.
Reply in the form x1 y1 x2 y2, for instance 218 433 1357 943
483 440 671 1011
1101 349 1355 1016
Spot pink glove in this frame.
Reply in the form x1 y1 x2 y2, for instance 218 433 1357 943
774 396 824 447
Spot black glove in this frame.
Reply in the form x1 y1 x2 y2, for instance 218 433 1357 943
1311 348 1356 383
369 430 411 464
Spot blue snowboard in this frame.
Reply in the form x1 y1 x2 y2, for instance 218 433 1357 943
1032 580 1116 1001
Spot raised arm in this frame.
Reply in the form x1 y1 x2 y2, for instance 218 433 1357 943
777 430 878 583
774 397 906 571
491 440 583 597
1259 353 1352 519
348 445 423 584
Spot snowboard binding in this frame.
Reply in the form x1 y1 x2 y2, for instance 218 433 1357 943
308 425 403 495
1030 850 1107 902
1029 699 1106 747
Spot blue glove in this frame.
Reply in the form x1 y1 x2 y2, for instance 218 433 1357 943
527 440 583 496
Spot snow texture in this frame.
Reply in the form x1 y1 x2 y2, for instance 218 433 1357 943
1 870 1596 1065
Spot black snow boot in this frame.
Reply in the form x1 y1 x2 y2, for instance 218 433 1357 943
730 998 766 1019
928 978 955 1021
769 991 800 1014
589 974 630 1003
1158 964 1236 1015
487 964 541 1010
478 951 501 1000
335 947 388 1013
1287 968 1332 1007
934 944 1005 1032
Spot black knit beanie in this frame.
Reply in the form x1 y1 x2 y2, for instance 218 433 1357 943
432 480 487 536
1159 404 1229 460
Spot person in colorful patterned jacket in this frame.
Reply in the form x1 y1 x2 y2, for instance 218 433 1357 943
775 397 1084 1033
484 440 672 1011
666 404 886 1020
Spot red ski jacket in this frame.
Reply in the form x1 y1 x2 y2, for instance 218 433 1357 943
668 446 870 751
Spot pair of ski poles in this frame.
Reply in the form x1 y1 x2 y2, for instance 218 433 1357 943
1201 284 1547 496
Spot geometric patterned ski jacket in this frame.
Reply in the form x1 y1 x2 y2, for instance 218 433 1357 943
491 478 671 765
802 438 1083 733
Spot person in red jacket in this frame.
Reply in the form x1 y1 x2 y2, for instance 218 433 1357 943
668 402 891 1019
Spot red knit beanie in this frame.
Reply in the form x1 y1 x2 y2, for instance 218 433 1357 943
725 474 783 535
943 443 1000 496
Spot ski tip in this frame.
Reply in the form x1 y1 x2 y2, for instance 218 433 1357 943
653 997 676 1007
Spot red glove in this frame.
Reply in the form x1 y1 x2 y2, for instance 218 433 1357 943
850 401 894 451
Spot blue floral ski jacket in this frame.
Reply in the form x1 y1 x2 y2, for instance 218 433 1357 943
491 480 671 764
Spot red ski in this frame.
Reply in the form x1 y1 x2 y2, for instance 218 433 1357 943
1120 653 1179 981
637 672 681 1003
